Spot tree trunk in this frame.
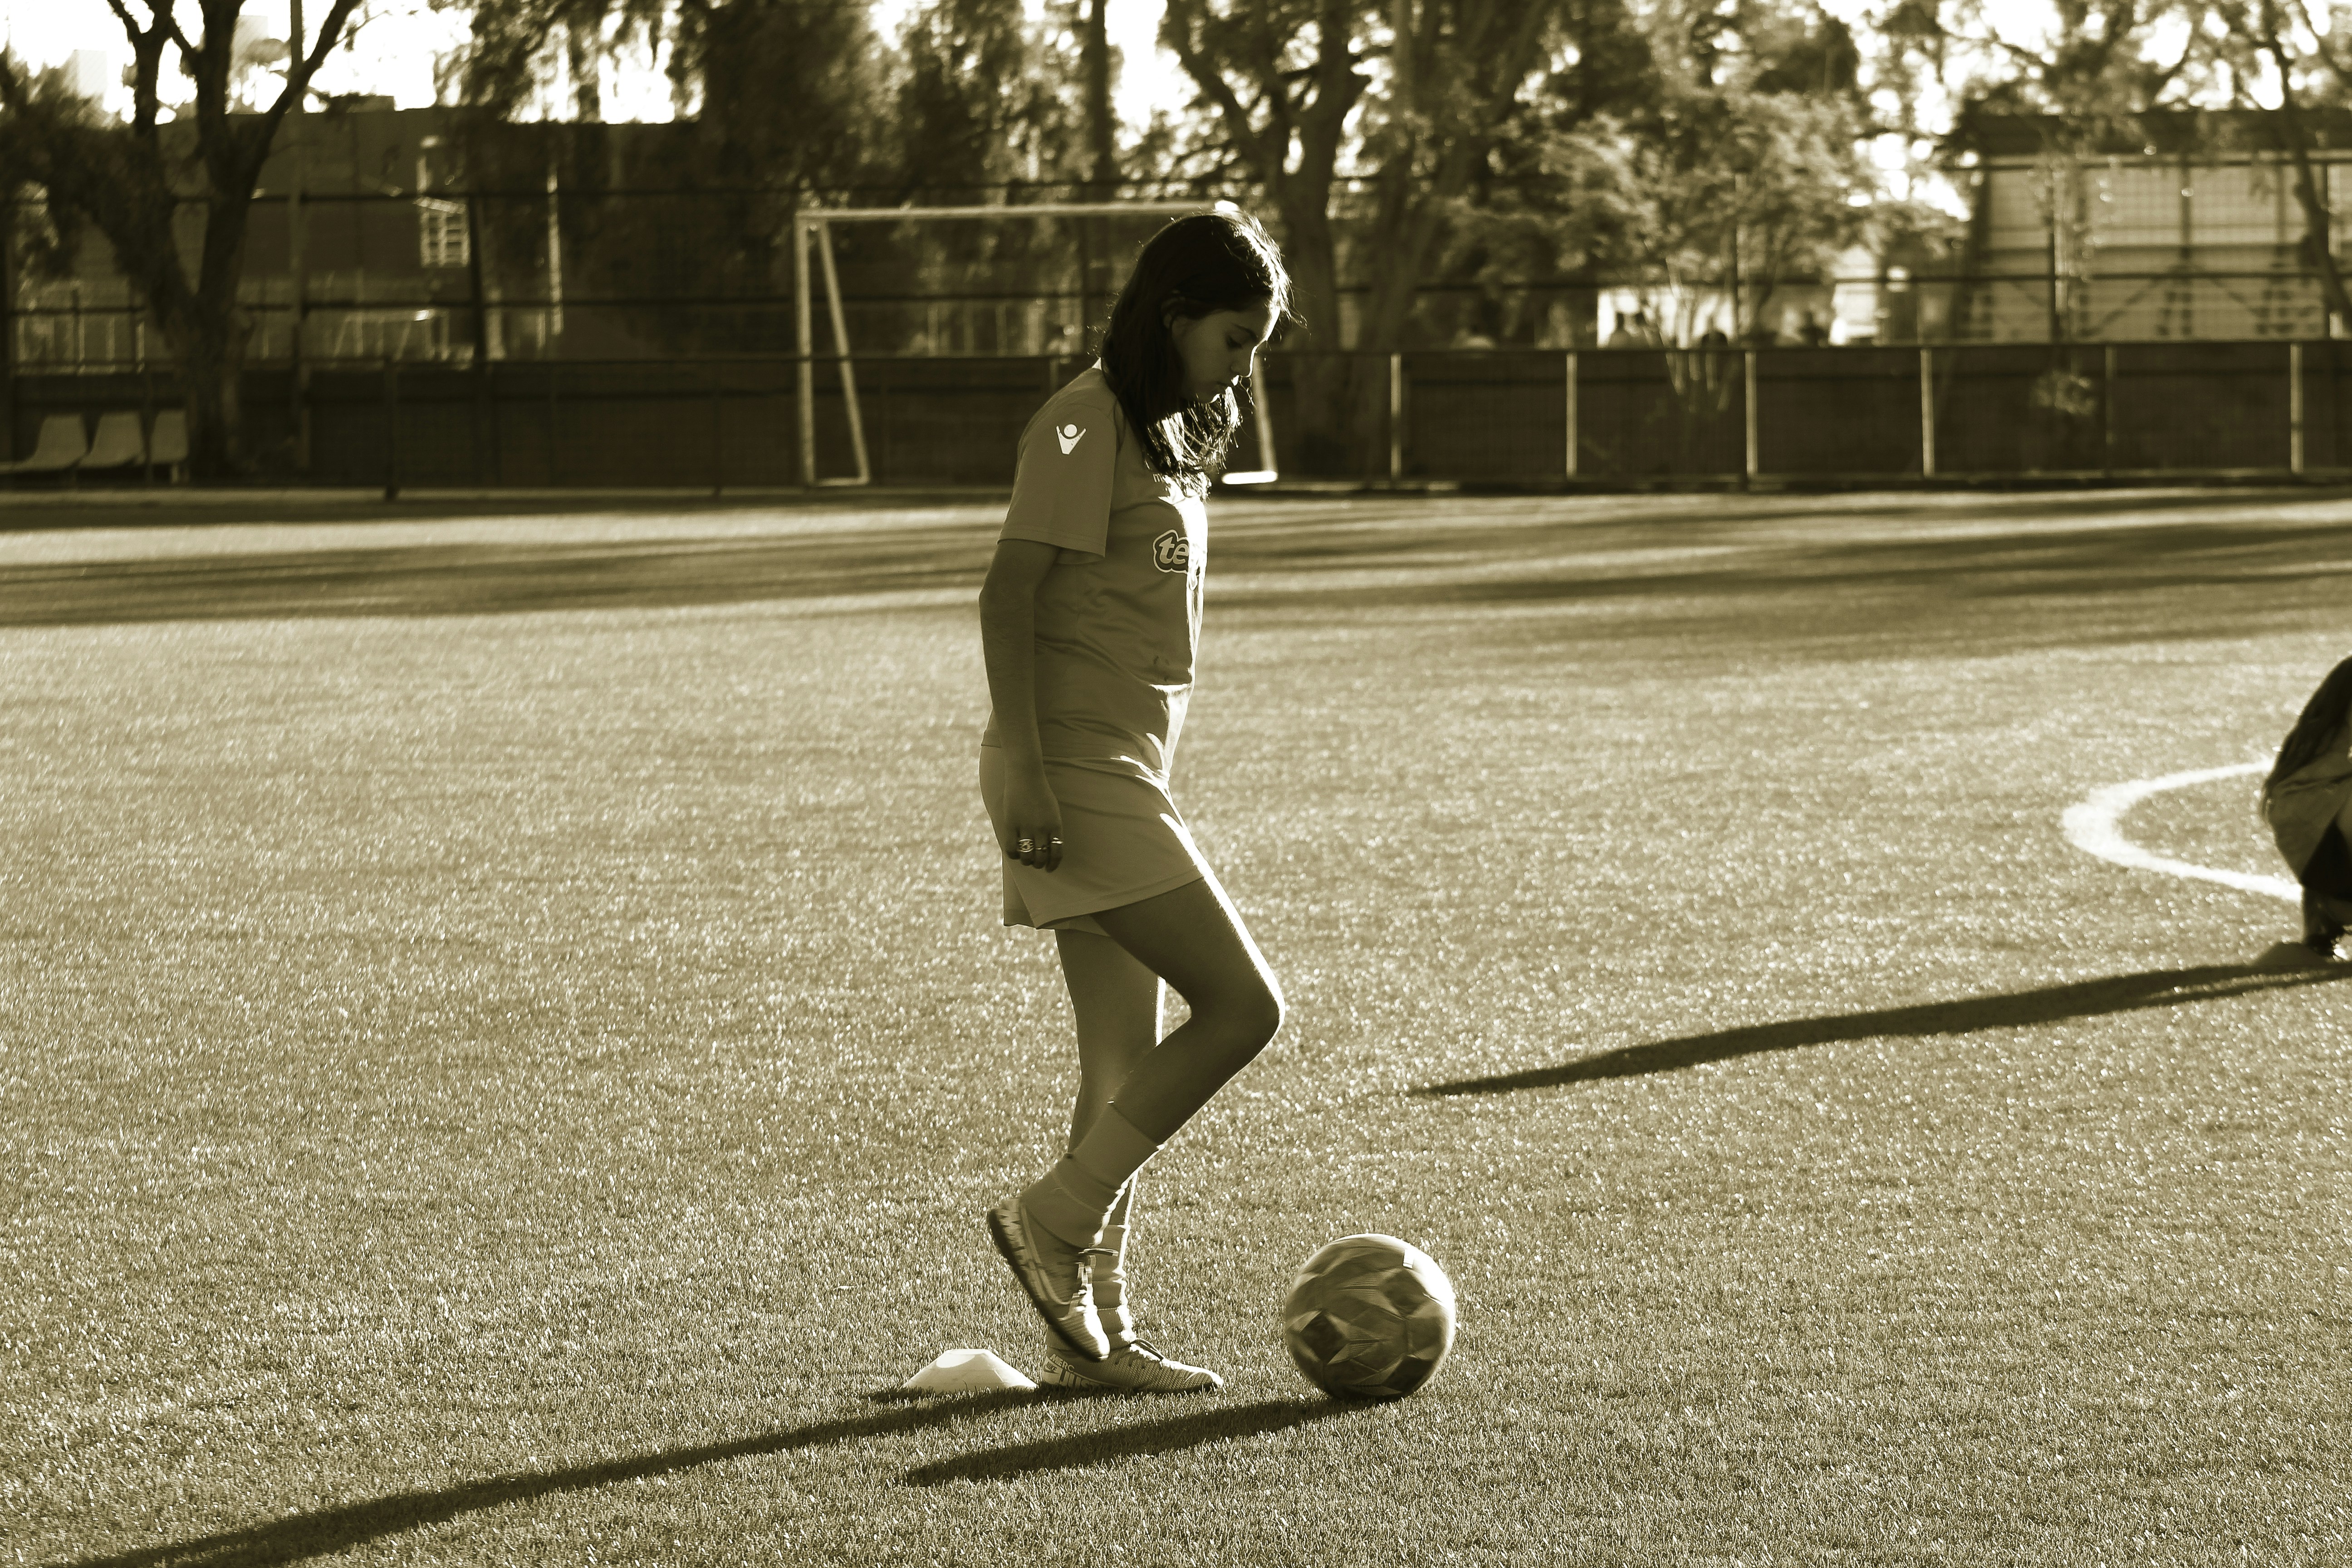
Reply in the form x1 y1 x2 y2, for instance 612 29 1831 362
1081 0 1117 190
176 328 246 479
152 217 258 479
1270 193 1358 474
1160 0 1366 470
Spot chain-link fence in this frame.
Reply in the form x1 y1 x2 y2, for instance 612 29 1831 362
1 342 2334 490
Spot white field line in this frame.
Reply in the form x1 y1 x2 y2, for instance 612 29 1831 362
2061 761 2301 904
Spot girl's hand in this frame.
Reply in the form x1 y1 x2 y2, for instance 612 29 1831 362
1002 768 1065 872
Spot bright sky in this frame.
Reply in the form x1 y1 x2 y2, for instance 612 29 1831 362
0 0 2085 211
0 0 1181 126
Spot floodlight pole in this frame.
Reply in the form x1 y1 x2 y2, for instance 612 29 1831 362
790 201 1232 489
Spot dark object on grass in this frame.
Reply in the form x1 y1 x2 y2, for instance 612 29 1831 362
2263 655 2352 956
1420 962 2352 1095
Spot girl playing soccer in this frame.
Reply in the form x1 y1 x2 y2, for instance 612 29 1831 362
2263 654 2352 960
976 210 1292 1392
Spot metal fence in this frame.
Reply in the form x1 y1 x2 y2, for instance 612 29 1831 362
2 342 2336 490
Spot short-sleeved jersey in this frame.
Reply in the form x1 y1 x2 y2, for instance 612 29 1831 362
983 366 1207 783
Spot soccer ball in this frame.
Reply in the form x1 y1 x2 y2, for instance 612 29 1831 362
1280 1233 1457 1399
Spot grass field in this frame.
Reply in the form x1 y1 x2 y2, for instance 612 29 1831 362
4 486 2349 1566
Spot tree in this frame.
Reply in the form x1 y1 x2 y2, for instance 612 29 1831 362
893 0 1085 199
2206 0 2352 333
446 0 894 358
1465 0 1869 462
1564 89 1868 343
0 0 365 477
1161 0 1559 471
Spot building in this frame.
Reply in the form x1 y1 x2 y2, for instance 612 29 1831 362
1939 108 2352 342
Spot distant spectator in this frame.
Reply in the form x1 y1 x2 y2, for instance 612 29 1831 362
1797 310 1829 347
1697 326 1730 349
1607 309 1656 347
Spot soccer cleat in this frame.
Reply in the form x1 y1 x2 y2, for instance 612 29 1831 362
1038 1338 1224 1392
2303 890 2346 958
986 1194 1108 1361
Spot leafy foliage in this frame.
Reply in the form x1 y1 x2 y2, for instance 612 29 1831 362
1473 0 1871 345
0 0 365 475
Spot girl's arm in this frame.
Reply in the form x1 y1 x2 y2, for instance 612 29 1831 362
978 539 1065 872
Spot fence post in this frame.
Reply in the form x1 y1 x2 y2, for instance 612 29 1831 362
1742 349 1759 483
382 358 400 501
794 213 815 489
2292 341 2306 476
1918 346 1936 478
1564 351 1578 479
0 197 11 462
2102 344 2116 477
1388 352 1404 484
483 362 500 486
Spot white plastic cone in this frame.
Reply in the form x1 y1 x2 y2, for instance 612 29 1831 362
902 1348 1036 1392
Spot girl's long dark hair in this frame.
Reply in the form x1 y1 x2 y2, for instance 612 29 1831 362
2268 654 2352 789
1098 209 1294 484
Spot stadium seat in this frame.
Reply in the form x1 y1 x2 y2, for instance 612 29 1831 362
148 409 189 482
79 411 148 473
0 414 88 478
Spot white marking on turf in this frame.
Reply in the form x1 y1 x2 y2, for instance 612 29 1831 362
2062 761 2300 904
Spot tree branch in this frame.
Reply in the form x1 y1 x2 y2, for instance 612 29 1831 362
1161 0 1288 188
258 0 364 136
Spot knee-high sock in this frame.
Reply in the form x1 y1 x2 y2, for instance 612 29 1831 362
1094 1178 1137 1347
1022 1107 1158 1249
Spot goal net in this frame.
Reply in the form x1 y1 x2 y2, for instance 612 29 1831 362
791 201 1277 486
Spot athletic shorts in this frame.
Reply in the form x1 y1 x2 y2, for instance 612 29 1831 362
978 746 1210 935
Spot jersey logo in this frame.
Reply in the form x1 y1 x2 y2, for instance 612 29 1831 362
1152 528 1190 574
1055 423 1085 455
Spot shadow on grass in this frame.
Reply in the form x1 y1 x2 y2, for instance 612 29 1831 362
61 1388 1046 1568
11 488 2352 632
0 525 998 627
899 1395 1353 1486
1418 961 2352 1096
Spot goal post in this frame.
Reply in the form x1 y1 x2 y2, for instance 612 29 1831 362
791 200 1263 488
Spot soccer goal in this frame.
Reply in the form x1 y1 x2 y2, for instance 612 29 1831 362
791 201 1277 487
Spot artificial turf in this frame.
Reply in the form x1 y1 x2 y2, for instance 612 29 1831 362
3 487 2347 1566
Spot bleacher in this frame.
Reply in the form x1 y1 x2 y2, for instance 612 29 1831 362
0 408 189 485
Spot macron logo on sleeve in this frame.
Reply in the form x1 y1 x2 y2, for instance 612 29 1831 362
1055 423 1085 455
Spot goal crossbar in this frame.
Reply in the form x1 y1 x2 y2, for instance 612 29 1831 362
792 201 1232 488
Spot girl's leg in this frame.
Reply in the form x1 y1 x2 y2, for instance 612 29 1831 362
1051 931 1158 1355
1054 928 1161 1147
1024 898 1260 1392
1054 928 1156 1336
1088 876 1284 1142
990 876 1282 1361
1020 875 1281 1245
